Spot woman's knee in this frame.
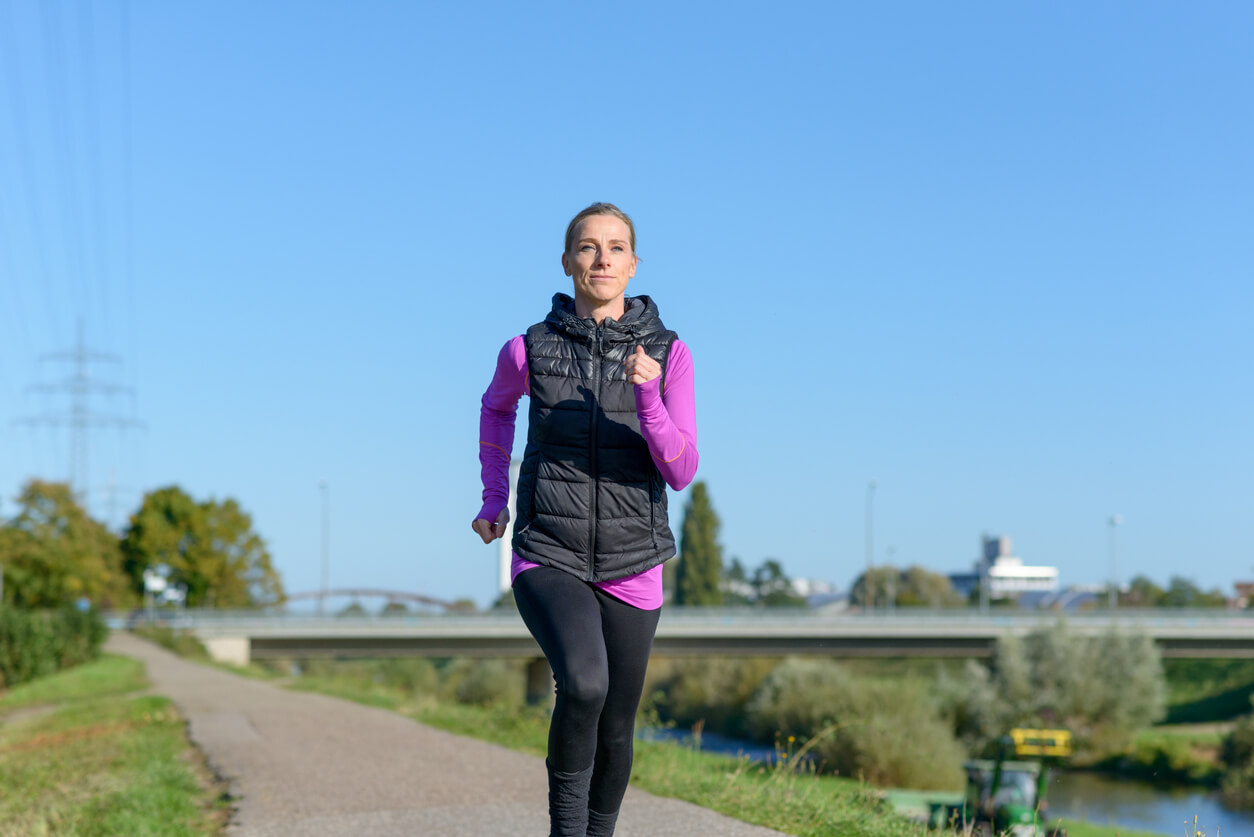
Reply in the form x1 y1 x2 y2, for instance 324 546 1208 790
558 666 610 709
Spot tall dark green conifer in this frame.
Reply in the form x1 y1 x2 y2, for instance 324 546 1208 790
675 481 723 605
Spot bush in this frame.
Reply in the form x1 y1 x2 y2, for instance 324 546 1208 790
446 658 524 708
0 607 107 690
131 624 209 659
654 657 778 738
745 657 966 790
374 658 439 695
944 622 1166 762
1221 702 1254 808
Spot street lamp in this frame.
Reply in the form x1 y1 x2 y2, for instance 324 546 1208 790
865 480 876 608
320 481 330 617
1108 514 1123 610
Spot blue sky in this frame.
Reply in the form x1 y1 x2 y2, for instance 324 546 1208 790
1 1 1251 607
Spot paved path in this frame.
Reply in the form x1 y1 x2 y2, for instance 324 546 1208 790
106 633 789 836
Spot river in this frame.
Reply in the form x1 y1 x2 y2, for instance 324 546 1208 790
641 727 1254 836
1048 771 1254 836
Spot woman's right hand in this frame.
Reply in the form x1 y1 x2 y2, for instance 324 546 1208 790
471 507 510 544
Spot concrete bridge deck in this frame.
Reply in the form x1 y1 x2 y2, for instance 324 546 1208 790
135 609 1254 666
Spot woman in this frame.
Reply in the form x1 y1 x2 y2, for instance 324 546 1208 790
472 202 698 836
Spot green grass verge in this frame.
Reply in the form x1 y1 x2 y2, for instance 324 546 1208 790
1164 659 1254 724
0 654 225 836
1051 819 1166 837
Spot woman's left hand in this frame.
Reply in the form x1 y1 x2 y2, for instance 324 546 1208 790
624 345 661 385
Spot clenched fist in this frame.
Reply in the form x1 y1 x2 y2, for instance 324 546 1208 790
623 345 661 385
471 507 510 544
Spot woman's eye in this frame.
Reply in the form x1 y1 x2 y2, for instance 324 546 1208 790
612 246 624 252
580 245 595 252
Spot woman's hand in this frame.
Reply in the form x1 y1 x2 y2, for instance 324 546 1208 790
471 507 510 544
623 345 661 385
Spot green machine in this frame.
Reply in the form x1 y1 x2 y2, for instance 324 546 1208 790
932 728 1071 837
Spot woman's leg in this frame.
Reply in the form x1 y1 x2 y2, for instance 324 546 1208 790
513 567 609 836
587 586 661 822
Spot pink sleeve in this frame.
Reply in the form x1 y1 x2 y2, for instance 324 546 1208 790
477 336 527 522
634 339 699 491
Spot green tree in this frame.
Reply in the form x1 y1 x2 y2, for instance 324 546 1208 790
675 481 722 606
0 479 131 608
852 564 963 608
721 557 753 606
121 486 283 608
1162 576 1228 608
1121 574 1166 606
751 559 807 608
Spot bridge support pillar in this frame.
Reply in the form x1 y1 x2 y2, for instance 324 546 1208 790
204 636 251 666
525 657 553 706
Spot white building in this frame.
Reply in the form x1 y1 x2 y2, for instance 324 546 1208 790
949 535 1059 599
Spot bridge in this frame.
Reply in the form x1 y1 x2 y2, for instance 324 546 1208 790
133 608 1254 667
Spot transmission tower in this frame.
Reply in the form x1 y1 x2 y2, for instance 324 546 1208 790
14 320 143 498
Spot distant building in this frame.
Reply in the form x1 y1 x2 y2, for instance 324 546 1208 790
949 535 1059 600
1234 581 1254 609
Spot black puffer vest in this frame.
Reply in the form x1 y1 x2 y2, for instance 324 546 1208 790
512 293 679 582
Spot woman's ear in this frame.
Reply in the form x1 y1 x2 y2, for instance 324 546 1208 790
561 251 571 276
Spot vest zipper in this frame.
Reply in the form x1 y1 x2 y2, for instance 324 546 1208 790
587 326 602 581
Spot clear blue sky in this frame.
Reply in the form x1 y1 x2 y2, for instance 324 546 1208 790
2 1 1251 607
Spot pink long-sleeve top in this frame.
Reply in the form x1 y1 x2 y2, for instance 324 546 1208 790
477 335 698 610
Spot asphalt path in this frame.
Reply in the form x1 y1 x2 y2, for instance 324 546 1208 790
106 632 789 836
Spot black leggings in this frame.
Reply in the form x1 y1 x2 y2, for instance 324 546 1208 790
513 566 661 813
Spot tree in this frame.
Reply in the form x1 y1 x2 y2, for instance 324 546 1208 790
751 559 807 608
852 564 964 608
0 479 132 608
1121 575 1166 607
721 557 753 606
121 486 284 609
675 481 722 606
1162 576 1227 608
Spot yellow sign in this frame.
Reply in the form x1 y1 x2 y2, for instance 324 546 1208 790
1009 728 1072 757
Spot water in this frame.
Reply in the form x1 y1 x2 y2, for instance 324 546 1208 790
639 726 789 765
1045 771 1254 836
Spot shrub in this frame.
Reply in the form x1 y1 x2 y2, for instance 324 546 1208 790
1221 701 1254 808
374 658 439 695
131 624 208 659
654 657 778 738
446 658 524 708
745 657 966 790
943 622 1166 762
0 607 107 690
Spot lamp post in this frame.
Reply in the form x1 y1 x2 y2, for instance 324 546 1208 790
1108 514 1123 610
320 481 330 617
865 480 876 609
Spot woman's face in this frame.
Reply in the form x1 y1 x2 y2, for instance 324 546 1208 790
562 214 637 310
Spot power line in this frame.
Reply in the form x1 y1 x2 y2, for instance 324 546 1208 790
13 319 144 499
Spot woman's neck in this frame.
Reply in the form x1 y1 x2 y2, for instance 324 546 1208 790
574 295 625 325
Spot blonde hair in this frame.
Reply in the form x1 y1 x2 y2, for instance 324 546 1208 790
564 202 637 255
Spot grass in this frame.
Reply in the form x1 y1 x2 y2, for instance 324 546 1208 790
1163 659 1254 724
0 653 226 837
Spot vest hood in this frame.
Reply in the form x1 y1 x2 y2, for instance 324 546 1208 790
545 293 668 344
